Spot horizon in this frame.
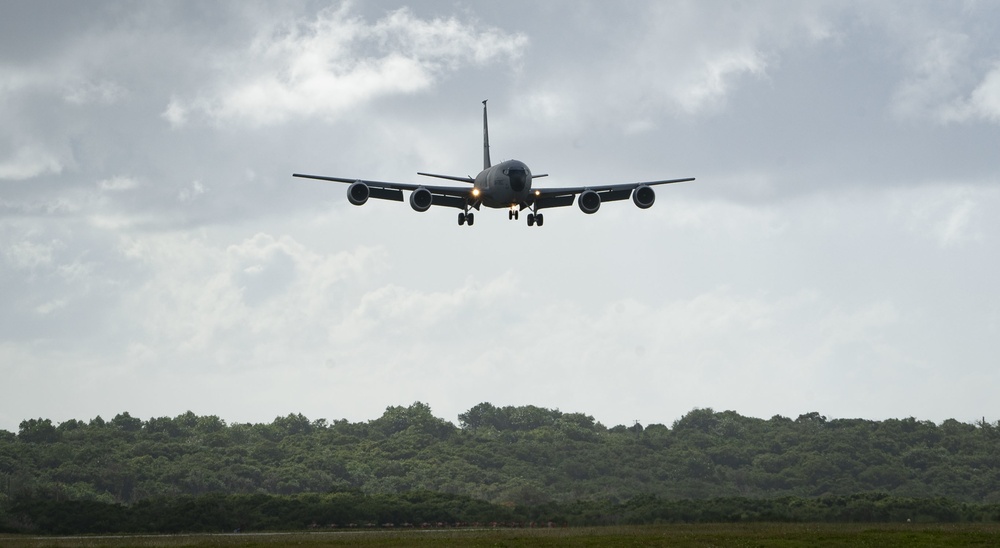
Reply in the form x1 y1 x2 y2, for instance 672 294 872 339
5 403 994 435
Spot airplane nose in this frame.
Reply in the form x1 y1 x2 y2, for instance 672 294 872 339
509 169 526 192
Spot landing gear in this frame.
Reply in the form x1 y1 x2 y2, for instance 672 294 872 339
508 208 519 221
458 212 475 226
526 213 544 227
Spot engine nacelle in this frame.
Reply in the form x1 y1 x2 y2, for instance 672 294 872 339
409 187 433 212
347 181 369 206
632 184 655 209
578 189 601 214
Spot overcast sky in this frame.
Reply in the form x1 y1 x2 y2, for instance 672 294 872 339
2 1 999 432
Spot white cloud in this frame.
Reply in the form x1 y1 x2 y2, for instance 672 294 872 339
811 300 901 364
35 299 69 315
0 66 61 98
516 3 839 131
0 146 63 180
421 284 920 426
114 232 388 369
890 184 996 246
880 4 1000 125
331 272 519 350
889 29 981 123
98 175 139 192
178 180 207 202
671 49 769 115
938 62 1000 124
4 239 58 270
63 79 128 105
967 64 1000 122
161 97 188 128
165 6 528 127
652 196 789 239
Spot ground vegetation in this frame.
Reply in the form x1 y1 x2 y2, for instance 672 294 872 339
3 404 999 533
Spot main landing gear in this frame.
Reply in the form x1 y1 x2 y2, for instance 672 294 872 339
526 212 544 226
508 208 519 221
458 211 475 226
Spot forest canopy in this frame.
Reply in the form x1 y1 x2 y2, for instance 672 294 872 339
3 403 999 510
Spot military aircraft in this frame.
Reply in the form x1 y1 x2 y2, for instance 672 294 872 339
293 101 694 227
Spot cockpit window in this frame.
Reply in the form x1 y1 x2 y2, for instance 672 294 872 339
508 168 527 192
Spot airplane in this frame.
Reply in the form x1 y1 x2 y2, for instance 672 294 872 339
293 101 694 227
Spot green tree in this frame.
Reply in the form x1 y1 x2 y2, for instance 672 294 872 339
18 419 59 443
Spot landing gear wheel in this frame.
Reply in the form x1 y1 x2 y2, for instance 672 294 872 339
527 213 535 226
466 212 475 226
514 210 519 220
458 212 466 226
509 210 514 220
535 213 544 227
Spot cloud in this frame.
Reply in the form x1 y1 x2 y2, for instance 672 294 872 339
516 3 837 131
938 62 1000 124
3 239 57 270
671 49 768 115
890 29 973 122
161 97 188 127
63 79 128 106
34 299 69 316
881 4 1000 125
420 283 919 425
97 176 139 192
890 184 997 246
178 180 207 202
0 146 63 180
163 5 528 127
331 272 519 351
967 64 1000 122
114 232 388 368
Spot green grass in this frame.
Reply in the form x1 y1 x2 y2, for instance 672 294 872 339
4 523 1000 548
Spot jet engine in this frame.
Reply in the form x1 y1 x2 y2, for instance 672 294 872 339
632 184 655 209
347 181 369 206
578 189 601 214
410 187 433 212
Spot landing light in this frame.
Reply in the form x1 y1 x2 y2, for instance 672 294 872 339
472 188 481 197
534 190 540 196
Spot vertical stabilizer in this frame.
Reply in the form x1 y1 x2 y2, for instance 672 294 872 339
482 100 491 169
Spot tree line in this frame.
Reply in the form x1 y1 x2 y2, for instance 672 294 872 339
6 492 1000 534
3 403 1000 532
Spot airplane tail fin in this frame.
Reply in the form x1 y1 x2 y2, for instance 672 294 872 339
482 100 491 170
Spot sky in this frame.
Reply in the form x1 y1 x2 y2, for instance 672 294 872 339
2 1 999 432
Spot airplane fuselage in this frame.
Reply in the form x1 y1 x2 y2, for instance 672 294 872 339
473 159 534 209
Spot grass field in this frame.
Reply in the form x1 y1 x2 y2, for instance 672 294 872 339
4 523 1000 548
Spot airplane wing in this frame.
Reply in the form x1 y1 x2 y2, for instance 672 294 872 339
292 173 477 210
292 173 472 196
416 172 475 183
527 177 695 210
